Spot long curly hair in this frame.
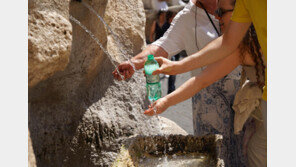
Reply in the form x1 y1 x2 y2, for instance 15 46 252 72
230 0 265 88
239 24 266 89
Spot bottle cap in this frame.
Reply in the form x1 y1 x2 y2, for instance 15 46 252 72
147 54 154 60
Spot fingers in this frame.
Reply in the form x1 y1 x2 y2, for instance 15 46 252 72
112 70 122 81
124 70 132 80
153 65 174 75
152 57 172 75
112 62 135 81
144 108 155 116
152 68 162 75
144 102 156 116
126 69 134 79
144 101 164 116
154 57 164 66
124 71 128 79
113 70 128 81
144 68 160 76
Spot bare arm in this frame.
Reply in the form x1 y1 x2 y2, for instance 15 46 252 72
149 21 156 43
174 21 251 74
166 50 241 106
145 49 242 115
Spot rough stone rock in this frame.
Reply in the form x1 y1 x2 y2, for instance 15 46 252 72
142 0 153 9
158 116 188 135
29 0 187 166
28 131 37 167
28 8 72 87
104 0 147 62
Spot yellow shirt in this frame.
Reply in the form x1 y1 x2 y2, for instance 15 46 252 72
231 0 267 101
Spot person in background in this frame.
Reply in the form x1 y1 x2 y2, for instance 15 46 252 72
113 0 246 166
149 11 170 44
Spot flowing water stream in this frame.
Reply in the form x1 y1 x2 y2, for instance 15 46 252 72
69 15 124 80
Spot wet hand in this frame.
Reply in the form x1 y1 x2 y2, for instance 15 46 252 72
144 97 170 116
152 57 179 75
112 61 135 81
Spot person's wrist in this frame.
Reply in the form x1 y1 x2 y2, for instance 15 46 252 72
174 61 183 74
130 58 144 70
162 96 172 108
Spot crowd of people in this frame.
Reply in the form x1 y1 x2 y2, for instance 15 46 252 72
113 0 267 166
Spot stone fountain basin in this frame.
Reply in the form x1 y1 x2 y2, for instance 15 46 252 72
112 134 224 167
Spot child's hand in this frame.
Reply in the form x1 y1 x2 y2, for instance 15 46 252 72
144 97 170 116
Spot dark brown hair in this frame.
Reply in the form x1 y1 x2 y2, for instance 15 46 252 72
239 24 265 88
230 0 265 88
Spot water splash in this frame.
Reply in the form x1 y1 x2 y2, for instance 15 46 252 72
69 15 124 81
151 101 163 132
141 154 209 167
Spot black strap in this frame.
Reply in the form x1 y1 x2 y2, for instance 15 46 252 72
199 2 220 36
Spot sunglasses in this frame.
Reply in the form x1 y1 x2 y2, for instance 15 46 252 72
215 8 234 17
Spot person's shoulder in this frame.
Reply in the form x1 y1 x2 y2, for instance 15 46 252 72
171 10 188 25
176 5 192 17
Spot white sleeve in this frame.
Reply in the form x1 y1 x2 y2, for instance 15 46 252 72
152 12 186 59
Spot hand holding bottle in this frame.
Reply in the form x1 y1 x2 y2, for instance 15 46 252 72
152 57 180 75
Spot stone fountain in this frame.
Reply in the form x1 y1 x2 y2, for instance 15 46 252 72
28 0 225 166
113 134 224 167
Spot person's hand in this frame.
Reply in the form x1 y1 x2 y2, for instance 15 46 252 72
144 97 170 116
112 61 135 81
152 57 179 75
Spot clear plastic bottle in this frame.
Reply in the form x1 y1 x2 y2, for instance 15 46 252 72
144 54 162 102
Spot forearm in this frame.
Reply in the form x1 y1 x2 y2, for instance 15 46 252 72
176 21 251 74
175 36 232 73
130 45 168 70
165 50 240 107
165 76 204 107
